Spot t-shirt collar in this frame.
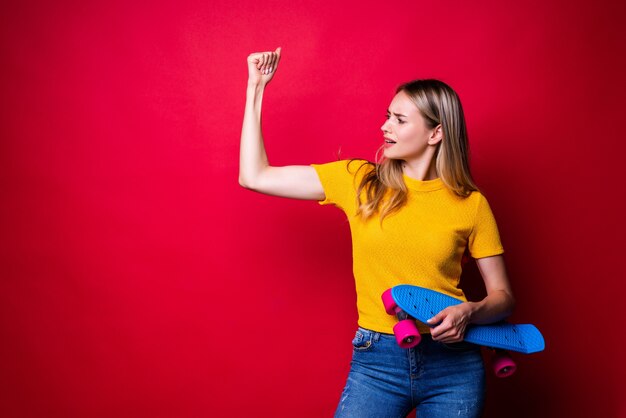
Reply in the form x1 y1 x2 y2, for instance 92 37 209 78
402 174 445 191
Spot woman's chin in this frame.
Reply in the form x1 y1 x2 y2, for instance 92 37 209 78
382 149 397 159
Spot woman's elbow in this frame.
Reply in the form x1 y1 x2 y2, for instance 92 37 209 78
238 174 257 190
505 292 517 317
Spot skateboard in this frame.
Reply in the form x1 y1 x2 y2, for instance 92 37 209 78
382 285 545 378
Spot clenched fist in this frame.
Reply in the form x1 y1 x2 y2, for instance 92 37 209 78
247 47 281 86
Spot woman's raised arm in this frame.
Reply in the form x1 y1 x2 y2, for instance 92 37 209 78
238 48 325 200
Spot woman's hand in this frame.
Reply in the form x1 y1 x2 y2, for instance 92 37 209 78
427 303 475 343
247 47 281 86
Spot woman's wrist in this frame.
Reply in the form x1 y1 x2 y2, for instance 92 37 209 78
247 80 266 90
466 301 482 324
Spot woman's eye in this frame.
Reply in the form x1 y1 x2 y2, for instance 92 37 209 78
385 114 405 124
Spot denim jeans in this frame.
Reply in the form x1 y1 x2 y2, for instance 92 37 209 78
335 327 486 418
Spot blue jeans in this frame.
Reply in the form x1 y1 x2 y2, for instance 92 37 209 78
335 327 486 418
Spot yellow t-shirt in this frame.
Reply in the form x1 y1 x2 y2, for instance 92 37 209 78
311 159 504 334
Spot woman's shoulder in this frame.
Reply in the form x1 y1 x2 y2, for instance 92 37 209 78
312 158 374 177
445 188 488 210
464 189 500 218
345 158 374 173
461 189 490 206
468 188 498 204
467 189 485 199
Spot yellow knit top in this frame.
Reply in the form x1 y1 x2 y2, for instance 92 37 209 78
311 159 504 334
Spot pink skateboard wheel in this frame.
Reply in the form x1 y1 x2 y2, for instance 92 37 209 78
492 350 517 378
393 319 421 349
382 289 398 316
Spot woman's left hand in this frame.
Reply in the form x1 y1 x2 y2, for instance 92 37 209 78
427 303 474 343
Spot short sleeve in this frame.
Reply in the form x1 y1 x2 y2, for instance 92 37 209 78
310 159 369 212
468 193 505 258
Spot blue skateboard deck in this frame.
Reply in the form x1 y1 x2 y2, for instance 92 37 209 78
390 285 545 354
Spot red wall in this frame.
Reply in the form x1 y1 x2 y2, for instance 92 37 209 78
2 0 625 417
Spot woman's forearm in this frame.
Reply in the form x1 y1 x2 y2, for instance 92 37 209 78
468 290 516 325
239 82 269 188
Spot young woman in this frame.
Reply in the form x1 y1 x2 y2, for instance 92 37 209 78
239 47 516 418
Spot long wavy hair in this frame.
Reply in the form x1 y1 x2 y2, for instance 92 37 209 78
352 79 479 224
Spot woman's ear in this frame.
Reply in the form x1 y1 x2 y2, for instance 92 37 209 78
428 124 444 145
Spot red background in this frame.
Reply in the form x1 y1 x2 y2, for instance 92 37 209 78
2 0 625 417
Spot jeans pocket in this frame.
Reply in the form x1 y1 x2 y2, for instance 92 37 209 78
351 328 374 352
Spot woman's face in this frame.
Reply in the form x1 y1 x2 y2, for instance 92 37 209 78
380 90 441 161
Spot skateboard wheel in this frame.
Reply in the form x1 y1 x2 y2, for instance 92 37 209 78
382 289 398 316
492 350 517 378
393 319 421 349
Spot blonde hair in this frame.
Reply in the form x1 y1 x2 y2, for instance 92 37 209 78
353 79 479 224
